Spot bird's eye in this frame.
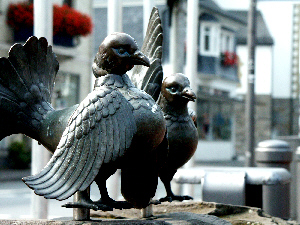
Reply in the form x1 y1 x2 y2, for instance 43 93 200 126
168 86 177 93
114 48 130 56
119 48 125 54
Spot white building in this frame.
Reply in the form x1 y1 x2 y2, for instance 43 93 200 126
0 0 94 168
214 0 298 159
215 0 297 136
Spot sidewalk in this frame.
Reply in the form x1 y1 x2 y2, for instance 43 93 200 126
0 158 245 182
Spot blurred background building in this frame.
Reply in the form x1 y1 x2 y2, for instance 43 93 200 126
0 0 94 169
0 0 299 221
93 0 299 162
0 0 298 167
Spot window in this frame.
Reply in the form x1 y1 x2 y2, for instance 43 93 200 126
197 88 233 141
220 30 234 52
204 27 211 51
52 72 80 109
197 100 232 141
199 22 220 57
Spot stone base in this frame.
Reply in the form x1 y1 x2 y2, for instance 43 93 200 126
91 201 297 225
0 201 297 225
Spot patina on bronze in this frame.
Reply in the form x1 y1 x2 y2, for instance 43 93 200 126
130 8 198 203
0 7 198 218
0 7 167 212
158 73 198 202
131 62 199 203
22 31 167 210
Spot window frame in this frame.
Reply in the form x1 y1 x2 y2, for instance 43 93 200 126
199 21 221 57
53 71 80 109
220 29 235 53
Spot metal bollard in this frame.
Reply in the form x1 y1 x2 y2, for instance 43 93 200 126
73 188 90 221
255 140 293 170
278 136 300 221
296 147 300 223
202 171 246 205
255 140 293 219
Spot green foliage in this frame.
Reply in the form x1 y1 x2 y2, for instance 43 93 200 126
7 141 31 169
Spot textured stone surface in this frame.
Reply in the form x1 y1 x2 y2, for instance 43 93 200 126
91 201 297 225
0 201 298 225
156 212 231 224
0 214 230 225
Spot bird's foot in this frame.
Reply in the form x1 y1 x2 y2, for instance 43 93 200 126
62 199 113 211
149 199 161 205
95 198 134 210
159 195 193 202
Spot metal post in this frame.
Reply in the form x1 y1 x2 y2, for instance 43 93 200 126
143 0 154 37
245 0 257 167
107 1 122 203
141 0 155 218
31 0 53 219
182 0 199 197
170 2 179 74
34 0 53 44
141 204 153 218
186 0 198 117
296 147 300 222
107 0 123 35
31 142 50 219
73 188 90 221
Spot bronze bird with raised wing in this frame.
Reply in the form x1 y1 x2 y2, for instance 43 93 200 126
22 32 166 210
0 8 166 211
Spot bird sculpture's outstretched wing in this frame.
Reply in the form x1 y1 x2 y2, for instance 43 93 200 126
23 87 137 200
0 37 58 141
131 7 163 101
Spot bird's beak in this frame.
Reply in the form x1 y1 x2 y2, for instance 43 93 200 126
182 87 196 102
130 51 150 67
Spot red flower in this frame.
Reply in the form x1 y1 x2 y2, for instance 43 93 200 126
7 2 33 30
221 51 238 67
7 1 93 37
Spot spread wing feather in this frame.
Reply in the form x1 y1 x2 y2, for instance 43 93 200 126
131 7 163 101
0 37 58 140
23 86 137 200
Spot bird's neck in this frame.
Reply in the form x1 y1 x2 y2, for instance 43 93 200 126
158 95 189 117
94 73 134 89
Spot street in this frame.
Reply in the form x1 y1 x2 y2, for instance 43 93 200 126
0 180 74 219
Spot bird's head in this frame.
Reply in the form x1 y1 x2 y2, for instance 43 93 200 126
161 73 196 106
92 32 150 77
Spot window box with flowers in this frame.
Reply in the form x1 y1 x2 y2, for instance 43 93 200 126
6 2 92 47
220 51 238 67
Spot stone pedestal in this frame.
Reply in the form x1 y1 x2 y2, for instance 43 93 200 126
1 201 297 225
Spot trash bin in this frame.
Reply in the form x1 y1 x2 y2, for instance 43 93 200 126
255 139 293 219
255 140 293 170
296 147 300 223
173 167 291 211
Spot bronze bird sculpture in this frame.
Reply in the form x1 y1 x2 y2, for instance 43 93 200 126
131 11 198 202
0 8 167 211
157 73 198 202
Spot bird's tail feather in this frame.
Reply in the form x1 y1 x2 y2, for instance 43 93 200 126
0 36 58 141
131 7 163 101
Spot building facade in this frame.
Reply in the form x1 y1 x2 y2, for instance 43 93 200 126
93 0 246 161
0 0 94 168
217 0 298 156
